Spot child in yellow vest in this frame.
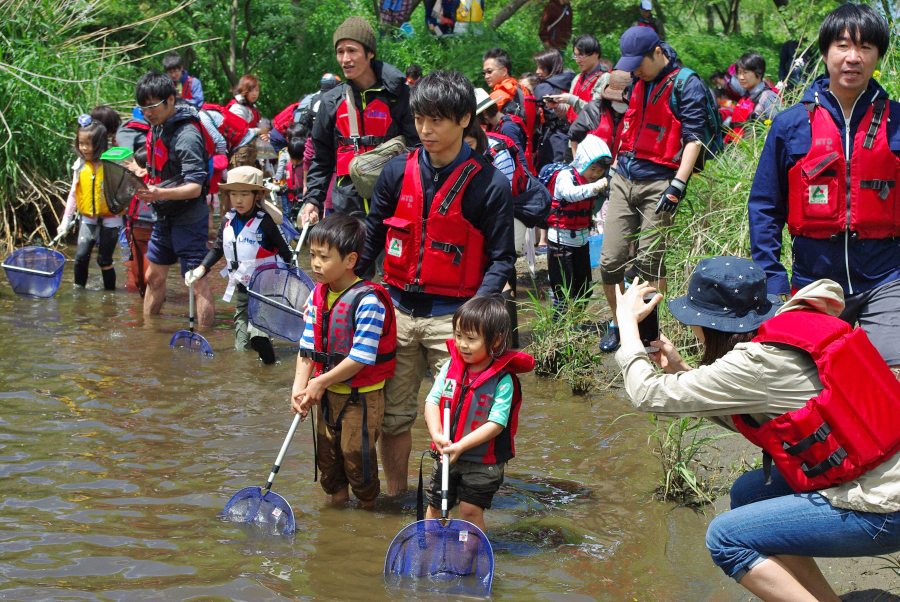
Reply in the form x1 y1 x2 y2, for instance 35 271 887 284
58 115 121 290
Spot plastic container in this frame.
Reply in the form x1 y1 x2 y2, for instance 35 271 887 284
588 234 603 268
2 246 66 298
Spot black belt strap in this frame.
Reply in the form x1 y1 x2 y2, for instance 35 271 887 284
337 134 386 148
860 179 895 200
864 99 886 150
801 447 848 479
783 422 831 456
430 240 465 265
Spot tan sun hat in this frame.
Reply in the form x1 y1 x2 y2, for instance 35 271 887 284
474 88 498 115
219 166 268 191
601 70 633 103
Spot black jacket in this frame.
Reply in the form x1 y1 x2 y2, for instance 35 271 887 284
148 107 209 225
304 61 419 218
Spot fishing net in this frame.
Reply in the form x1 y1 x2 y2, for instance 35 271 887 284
248 265 314 342
220 486 296 536
384 519 494 597
2 247 66 298
169 329 214 356
101 160 146 214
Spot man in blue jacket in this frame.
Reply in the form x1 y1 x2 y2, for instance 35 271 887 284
748 4 900 370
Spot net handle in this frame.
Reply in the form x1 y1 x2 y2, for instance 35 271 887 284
264 412 303 492
441 397 451 520
188 282 195 334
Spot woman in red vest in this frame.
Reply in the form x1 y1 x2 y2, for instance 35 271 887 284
615 256 900 601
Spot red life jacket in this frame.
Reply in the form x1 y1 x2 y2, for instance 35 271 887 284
617 68 685 169
273 101 300 138
179 76 193 102
201 104 250 153
501 85 538 173
225 98 261 128
334 85 394 177
145 116 216 205
486 132 528 197
382 148 485 298
301 280 397 388
588 106 623 159
436 341 534 464
284 160 303 202
545 165 594 231
732 310 900 493
787 98 900 240
567 67 605 124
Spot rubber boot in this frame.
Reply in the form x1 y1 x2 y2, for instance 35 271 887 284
251 336 276 365
101 268 116 291
502 288 519 349
73 262 89 287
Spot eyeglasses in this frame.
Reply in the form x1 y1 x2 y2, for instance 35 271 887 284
572 53 587 60
482 68 497 76
138 98 167 111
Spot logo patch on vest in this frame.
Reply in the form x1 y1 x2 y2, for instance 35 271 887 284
388 238 403 257
441 379 457 398
809 185 828 205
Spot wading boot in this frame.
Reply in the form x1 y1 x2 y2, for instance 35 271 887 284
251 336 276 365
101 268 116 291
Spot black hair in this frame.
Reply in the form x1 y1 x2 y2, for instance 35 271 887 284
533 48 565 78
519 72 540 92
90 106 120 138
162 52 183 71
699 328 756 366
136 71 176 106
406 63 423 79
308 212 365 260
133 145 148 169
482 47 512 74
286 121 308 143
481 102 499 119
465 120 488 154
818 3 890 59
735 51 766 79
287 136 306 161
573 34 602 58
453 294 512 359
409 70 476 124
75 120 109 160
709 69 727 83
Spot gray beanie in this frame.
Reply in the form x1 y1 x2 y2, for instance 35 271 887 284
333 17 377 55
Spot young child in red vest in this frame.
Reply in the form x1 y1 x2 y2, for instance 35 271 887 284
292 213 397 509
424 295 534 533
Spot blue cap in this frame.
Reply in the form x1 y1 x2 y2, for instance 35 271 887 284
615 26 660 72
132 107 145 120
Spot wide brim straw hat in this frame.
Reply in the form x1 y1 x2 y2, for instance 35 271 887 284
474 88 498 115
667 256 781 333
219 165 268 192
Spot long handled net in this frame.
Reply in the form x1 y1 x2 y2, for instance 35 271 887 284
247 265 314 342
101 160 146 214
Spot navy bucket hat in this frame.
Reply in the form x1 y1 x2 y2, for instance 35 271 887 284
667 257 781 333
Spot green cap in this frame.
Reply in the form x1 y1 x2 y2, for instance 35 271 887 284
100 147 134 162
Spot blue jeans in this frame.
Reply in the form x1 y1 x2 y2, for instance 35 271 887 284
706 467 900 582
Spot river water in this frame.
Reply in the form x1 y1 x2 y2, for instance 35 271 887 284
0 250 747 601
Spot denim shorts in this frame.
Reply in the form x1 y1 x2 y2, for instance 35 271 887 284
146 216 209 277
706 467 900 582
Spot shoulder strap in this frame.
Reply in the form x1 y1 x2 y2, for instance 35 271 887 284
864 98 887 150
345 85 360 139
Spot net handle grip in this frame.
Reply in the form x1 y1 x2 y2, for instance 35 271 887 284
264 412 303 492
441 400 451 520
188 282 195 334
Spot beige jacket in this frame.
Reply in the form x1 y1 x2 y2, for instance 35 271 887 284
615 279 900 513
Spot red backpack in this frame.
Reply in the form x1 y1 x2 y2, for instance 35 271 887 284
486 132 528 197
201 104 249 152
273 102 300 137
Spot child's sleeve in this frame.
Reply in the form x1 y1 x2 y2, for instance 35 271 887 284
553 168 597 204
424 362 452 406
348 292 387 365
274 151 289 181
485 374 515 427
63 159 82 218
298 290 317 352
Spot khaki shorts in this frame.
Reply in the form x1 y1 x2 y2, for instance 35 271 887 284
382 311 453 436
316 388 384 502
599 173 674 284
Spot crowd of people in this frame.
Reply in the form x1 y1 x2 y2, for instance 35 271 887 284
54 2 900 599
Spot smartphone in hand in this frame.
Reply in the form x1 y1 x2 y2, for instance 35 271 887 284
638 294 660 350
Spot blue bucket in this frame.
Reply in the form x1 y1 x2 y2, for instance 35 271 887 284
2 246 66 298
588 234 603 268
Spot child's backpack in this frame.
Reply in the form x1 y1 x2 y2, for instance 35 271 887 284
538 162 569 189
273 94 316 138
486 133 528 197
200 104 250 152
671 68 724 170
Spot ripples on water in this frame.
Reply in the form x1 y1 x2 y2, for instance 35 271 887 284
0 263 740 601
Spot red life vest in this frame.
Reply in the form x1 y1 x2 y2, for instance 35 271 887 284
284 160 303 203
201 104 250 153
500 85 538 173
382 149 485 298
486 132 528 197
567 67 605 124
179 76 193 102
225 99 261 128
301 280 397 388
787 98 900 240
145 116 215 211
334 85 394 177
545 165 594 231
588 106 623 159
617 68 685 169
436 341 534 464
732 310 900 493
273 101 300 138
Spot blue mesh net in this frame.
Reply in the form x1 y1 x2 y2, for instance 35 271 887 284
384 519 494 597
220 486 295 536
168 330 214 356
2 247 66 298
247 265 314 342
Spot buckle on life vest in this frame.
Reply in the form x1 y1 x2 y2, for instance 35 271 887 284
860 179 895 201
646 123 666 142
801 446 848 479
299 349 332 365
404 283 426 293
230 261 240 270
430 241 465 265
782 422 831 456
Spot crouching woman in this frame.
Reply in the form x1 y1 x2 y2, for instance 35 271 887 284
614 256 900 602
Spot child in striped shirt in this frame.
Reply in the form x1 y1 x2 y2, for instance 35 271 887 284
291 213 397 508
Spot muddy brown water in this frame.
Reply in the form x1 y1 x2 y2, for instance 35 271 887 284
0 249 748 601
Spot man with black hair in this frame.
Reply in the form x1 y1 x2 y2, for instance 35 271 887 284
545 35 608 124
723 51 781 139
162 52 204 110
749 3 900 371
483 47 537 169
133 71 214 327
355 70 515 496
597 26 709 352
299 17 418 226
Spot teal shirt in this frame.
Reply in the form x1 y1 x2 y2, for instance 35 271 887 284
426 362 514 427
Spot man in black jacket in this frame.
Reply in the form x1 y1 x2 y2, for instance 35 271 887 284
299 17 418 225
